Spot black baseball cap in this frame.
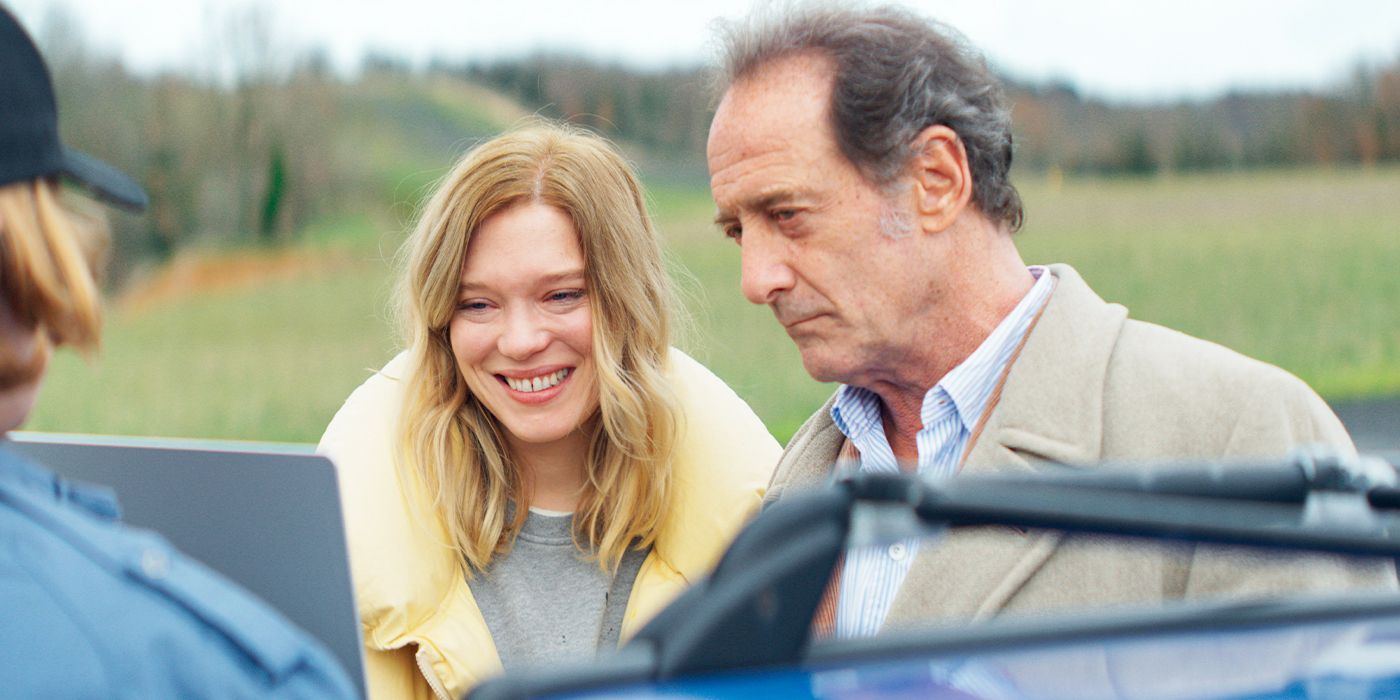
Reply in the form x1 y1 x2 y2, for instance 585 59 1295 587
0 7 147 211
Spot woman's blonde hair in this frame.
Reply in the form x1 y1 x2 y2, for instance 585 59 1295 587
397 121 679 574
0 179 106 388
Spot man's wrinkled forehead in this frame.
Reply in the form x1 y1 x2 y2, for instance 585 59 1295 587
707 52 838 167
712 51 834 126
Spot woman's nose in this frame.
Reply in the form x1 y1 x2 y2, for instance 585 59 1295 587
496 309 552 360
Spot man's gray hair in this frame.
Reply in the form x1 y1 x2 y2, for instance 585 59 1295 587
714 3 1024 231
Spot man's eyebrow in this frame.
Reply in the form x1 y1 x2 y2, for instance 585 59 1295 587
713 190 800 226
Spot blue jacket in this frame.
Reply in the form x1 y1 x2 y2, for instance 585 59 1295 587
0 442 357 698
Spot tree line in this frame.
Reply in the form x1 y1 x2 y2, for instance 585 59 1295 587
448 55 1400 176
38 8 344 284
32 9 1400 281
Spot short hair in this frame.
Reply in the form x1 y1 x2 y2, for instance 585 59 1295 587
397 121 679 573
715 3 1024 231
0 180 107 388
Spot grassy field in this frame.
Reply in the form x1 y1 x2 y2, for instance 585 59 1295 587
26 166 1400 445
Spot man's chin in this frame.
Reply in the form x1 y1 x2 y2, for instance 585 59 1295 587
796 349 852 385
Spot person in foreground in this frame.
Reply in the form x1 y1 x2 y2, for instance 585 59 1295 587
0 9 356 698
319 123 780 699
706 4 1396 639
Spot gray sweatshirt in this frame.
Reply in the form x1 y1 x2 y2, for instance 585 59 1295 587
467 508 648 671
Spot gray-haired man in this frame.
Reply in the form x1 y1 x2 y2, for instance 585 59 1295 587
706 4 1394 639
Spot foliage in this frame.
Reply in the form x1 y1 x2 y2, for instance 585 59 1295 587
453 53 1400 179
446 54 714 160
32 11 1400 286
17 15 1400 443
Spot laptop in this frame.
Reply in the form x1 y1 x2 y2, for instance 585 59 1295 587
8 432 367 696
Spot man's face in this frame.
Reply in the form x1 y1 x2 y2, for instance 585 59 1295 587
707 52 928 387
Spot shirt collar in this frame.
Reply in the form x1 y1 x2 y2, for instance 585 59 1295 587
831 384 881 442
0 441 122 520
936 266 1053 430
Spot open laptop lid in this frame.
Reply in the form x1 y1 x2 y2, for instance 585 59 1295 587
8 432 367 695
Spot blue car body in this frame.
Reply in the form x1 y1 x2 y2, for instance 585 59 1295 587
539 596 1400 699
472 456 1400 700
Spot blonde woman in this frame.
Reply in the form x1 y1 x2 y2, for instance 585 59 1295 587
319 123 780 699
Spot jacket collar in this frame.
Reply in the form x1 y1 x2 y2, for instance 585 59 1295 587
765 393 844 504
775 263 1126 487
337 348 774 698
961 263 1127 475
883 263 1129 627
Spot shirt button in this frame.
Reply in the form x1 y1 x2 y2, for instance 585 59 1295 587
141 548 171 579
888 543 907 561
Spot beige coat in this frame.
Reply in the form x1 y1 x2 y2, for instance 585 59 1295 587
770 264 1396 632
320 349 780 699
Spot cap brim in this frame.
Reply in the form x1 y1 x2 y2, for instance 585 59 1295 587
58 146 148 212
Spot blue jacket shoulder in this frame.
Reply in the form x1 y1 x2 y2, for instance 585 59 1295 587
0 444 356 698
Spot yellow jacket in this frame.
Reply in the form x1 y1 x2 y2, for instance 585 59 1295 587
318 349 779 700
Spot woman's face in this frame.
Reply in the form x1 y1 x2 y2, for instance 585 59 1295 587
449 201 598 450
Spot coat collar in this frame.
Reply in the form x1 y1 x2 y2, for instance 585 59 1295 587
773 263 1127 488
765 393 844 504
883 263 1129 627
768 264 1130 625
324 348 775 698
961 263 1127 475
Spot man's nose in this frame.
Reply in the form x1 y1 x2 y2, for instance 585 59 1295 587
739 230 797 306
497 308 552 359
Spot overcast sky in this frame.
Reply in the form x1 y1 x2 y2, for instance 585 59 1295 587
7 0 1400 102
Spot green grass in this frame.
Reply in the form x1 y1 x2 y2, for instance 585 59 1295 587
24 166 1400 444
28 223 401 443
1012 167 1400 398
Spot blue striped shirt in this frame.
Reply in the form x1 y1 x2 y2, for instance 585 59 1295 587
829 267 1054 639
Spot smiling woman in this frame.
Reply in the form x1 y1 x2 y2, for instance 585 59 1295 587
449 202 598 480
317 122 780 700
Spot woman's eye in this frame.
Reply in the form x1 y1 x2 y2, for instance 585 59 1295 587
547 289 586 304
456 300 491 313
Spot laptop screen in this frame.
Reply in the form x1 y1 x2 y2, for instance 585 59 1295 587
9 432 366 694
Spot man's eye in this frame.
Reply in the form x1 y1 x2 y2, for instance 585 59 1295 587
773 209 797 223
723 225 743 243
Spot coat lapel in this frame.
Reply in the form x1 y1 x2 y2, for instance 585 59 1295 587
766 393 844 504
883 264 1129 629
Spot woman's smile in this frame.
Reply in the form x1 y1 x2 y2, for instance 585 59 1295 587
497 367 575 404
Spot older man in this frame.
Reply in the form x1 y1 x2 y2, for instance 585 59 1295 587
707 4 1394 639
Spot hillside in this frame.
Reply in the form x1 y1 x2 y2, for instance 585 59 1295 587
24 71 1400 444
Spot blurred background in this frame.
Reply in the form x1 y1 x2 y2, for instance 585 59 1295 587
6 0 1399 447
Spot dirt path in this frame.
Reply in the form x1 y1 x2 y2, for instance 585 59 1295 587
114 247 361 314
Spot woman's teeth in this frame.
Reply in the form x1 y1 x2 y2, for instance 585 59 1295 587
504 368 571 393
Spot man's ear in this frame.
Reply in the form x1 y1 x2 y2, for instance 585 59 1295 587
910 125 973 233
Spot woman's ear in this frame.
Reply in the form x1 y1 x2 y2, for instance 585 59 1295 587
909 125 973 233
